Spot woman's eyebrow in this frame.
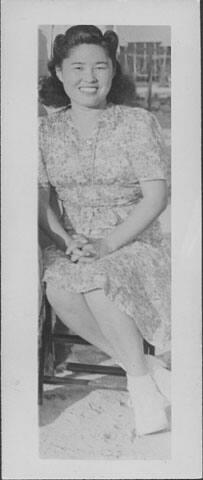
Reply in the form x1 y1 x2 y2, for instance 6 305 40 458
71 61 108 65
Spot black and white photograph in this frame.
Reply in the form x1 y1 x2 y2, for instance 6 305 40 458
2 1 201 479
38 24 172 460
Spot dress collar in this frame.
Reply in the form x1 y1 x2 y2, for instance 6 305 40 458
64 103 116 141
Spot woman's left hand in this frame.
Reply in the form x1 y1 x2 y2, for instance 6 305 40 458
77 238 111 263
67 238 110 263
65 233 89 262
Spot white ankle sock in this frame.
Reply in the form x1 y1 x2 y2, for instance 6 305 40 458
145 355 171 403
152 367 171 403
127 373 163 401
127 373 168 436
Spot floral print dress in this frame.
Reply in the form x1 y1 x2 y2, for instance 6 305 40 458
39 104 171 354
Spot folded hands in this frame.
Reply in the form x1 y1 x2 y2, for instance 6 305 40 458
65 234 112 263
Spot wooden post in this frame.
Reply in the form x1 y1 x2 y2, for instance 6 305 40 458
160 45 167 86
147 43 153 111
50 25 55 57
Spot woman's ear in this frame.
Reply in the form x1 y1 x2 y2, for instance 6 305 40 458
55 68 63 83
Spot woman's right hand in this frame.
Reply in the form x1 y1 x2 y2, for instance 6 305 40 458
66 237 112 264
65 233 90 262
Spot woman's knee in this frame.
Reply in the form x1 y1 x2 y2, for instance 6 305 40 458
46 282 81 309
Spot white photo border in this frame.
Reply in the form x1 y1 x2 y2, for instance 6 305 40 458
2 0 201 478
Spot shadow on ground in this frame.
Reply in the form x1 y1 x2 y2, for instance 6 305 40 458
39 345 171 459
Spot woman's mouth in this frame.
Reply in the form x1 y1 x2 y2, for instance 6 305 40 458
79 86 98 94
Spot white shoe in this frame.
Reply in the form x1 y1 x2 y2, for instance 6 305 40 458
152 367 171 404
127 373 169 436
145 355 171 404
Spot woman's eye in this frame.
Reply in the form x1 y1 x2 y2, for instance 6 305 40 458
95 66 107 70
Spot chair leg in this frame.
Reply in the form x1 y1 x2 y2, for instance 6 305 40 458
38 308 46 405
143 339 155 356
38 290 46 406
38 297 55 405
38 341 45 405
44 298 56 376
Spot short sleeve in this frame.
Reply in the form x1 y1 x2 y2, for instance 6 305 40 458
38 118 49 188
130 109 167 182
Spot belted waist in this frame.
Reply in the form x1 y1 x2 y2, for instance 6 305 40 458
63 198 138 208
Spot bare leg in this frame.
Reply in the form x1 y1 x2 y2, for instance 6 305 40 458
84 289 168 435
47 284 168 435
84 289 148 376
46 284 118 359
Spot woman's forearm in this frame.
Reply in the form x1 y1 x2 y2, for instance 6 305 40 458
47 206 70 243
107 181 168 252
38 187 71 251
39 206 71 251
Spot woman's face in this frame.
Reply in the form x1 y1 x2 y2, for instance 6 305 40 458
56 44 115 109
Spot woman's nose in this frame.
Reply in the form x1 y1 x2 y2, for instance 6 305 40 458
83 67 97 82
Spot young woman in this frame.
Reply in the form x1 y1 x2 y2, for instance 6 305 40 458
39 25 171 436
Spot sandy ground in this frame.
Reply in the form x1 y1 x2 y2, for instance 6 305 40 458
39 345 171 460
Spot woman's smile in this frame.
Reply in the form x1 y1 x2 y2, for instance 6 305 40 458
79 86 98 94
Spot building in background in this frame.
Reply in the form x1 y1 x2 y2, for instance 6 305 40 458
119 41 171 85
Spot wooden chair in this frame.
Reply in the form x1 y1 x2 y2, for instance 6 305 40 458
38 291 155 405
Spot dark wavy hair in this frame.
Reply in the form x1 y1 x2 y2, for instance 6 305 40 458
39 25 136 108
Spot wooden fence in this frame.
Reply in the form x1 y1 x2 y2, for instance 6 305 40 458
119 42 171 85
118 42 171 110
